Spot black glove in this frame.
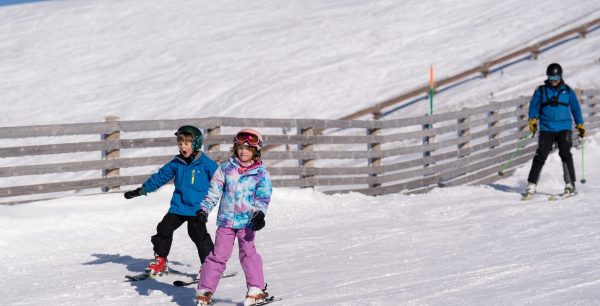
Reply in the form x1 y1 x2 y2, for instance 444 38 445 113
195 210 208 223
251 211 266 231
124 187 145 199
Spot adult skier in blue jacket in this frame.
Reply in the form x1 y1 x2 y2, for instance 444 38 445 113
524 63 586 198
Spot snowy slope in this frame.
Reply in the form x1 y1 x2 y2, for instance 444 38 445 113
1 0 599 126
2 1 600 305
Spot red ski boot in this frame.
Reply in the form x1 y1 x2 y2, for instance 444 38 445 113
145 255 168 277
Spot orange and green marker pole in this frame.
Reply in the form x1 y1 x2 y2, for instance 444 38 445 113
429 65 434 115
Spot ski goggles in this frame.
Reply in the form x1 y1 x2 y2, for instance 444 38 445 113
234 132 262 147
547 75 561 81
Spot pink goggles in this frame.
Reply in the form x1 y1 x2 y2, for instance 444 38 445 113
234 132 263 148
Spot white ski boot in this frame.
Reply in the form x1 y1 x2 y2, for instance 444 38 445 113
243 286 269 306
195 289 213 306
521 183 537 200
563 182 575 195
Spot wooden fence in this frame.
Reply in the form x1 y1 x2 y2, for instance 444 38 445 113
0 89 598 204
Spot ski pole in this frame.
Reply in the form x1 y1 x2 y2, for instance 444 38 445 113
580 137 586 184
498 132 534 176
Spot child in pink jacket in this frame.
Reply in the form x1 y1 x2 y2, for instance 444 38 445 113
195 129 273 306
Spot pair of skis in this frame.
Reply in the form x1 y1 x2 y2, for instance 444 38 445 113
244 296 283 306
197 296 282 306
125 270 282 305
125 267 191 282
521 191 577 201
125 269 237 285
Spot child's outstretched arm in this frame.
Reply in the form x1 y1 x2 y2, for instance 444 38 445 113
141 160 177 193
200 167 225 214
124 160 177 199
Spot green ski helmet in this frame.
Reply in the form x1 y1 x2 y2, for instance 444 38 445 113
175 125 203 152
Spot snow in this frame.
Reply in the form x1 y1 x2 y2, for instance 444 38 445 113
1 1 600 305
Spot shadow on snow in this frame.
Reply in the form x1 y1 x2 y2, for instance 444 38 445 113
83 253 240 306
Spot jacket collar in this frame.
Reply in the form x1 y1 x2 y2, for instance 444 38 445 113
543 79 566 91
176 151 203 165
229 156 262 174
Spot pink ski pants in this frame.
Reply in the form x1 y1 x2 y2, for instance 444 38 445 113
198 227 264 292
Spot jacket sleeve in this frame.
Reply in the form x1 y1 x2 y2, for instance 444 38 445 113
201 166 225 215
205 157 218 180
142 160 177 193
568 89 584 125
252 171 273 215
528 87 542 120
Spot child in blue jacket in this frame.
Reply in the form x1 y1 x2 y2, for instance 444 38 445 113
124 125 218 276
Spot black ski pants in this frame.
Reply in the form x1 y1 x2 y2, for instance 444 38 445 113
527 130 575 184
151 212 213 264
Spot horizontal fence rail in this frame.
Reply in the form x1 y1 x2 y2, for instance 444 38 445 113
0 89 598 204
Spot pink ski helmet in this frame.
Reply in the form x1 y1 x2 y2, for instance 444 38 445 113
233 128 263 150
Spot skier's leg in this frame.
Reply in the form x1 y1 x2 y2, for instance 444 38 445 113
527 131 555 184
198 227 236 293
151 213 184 258
237 228 264 290
187 217 214 264
557 130 576 183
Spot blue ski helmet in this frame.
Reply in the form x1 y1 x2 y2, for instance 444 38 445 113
175 125 203 152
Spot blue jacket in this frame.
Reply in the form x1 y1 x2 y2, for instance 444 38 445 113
528 81 584 132
142 152 218 216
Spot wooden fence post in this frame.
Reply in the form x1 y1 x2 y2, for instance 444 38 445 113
588 97 597 119
518 100 528 132
422 115 435 169
282 128 291 152
457 113 471 158
102 116 120 192
368 112 382 189
207 126 221 162
299 127 315 187
488 110 499 149
575 88 584 106
530 45 541 60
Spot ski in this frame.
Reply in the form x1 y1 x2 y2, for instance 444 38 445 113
247 296 282 306
521 193 535 201
521 191 578 202
173 279 197 287
173 272 238 287
125 271 167 282
125 273 150 282
549 191 577 201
